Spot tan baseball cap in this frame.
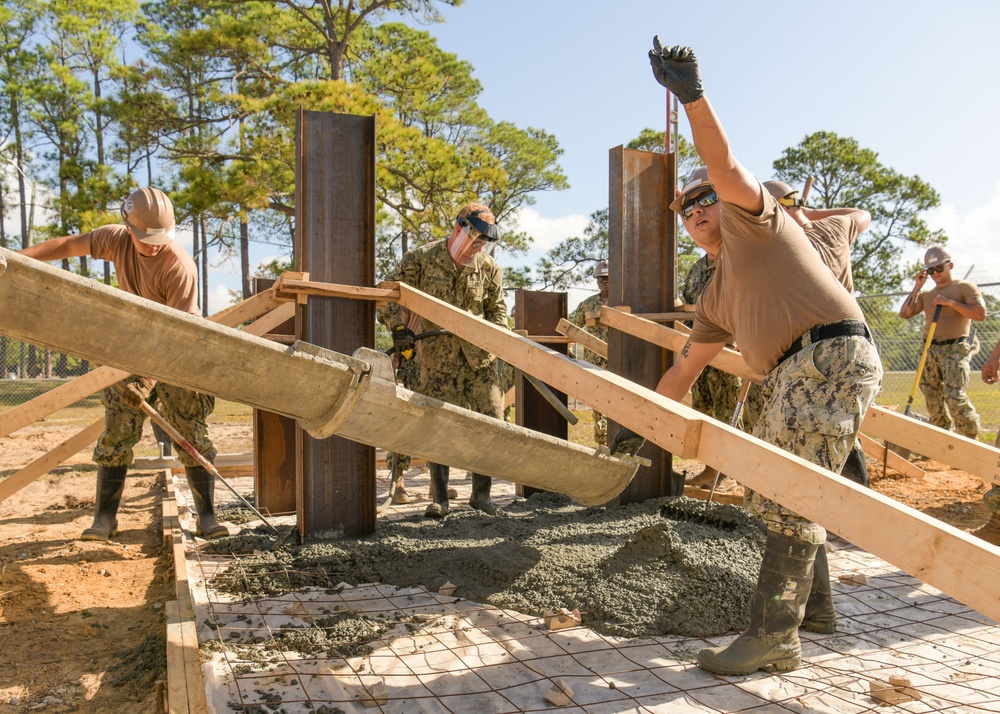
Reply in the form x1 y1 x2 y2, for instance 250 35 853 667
923 245 951 269
595 259 609 277
122 187 175 245
669 167 713 214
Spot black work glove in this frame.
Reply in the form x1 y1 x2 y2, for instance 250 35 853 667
609 426 646 458
391 324 417 361
648 37 704 105
120 376 155 408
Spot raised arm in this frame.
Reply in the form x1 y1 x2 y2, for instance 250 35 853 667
802 206 872 234
648 39 762 214
19 234 91 262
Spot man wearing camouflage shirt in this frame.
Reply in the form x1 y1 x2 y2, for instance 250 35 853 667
569 259 610 446
378 202 508 518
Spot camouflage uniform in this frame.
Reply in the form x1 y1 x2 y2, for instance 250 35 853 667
921 341 981 438
387 356 421 474
682 255 741 423
570 293 608 445
378 239 506 421
746 334 882 543
94 377 216 469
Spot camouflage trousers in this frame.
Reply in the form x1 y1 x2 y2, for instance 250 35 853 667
745 335 883 544
740 381 764 435
420 360 504 419
94 378 217 469
920 341 981 438
691 365 740 422
592 410 607 447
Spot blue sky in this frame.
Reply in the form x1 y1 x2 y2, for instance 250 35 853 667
21 0 995 314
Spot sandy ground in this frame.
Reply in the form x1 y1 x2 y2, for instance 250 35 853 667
0 417 995 712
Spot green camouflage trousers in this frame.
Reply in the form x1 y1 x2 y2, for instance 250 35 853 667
592 409 607 447
388 357 421 474
421 360 504 420
745 335 883 544
94 378 216 468
691 365 740 422
920 341 981 438
740 382 764 434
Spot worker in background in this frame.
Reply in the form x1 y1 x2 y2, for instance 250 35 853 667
378 202 508 518
612 40 883 676
18 188 226 541
385 307 424 504
899 246 985 439
976 341 1000 545
758 179 873 487
680 222 740 492
569 259 610 446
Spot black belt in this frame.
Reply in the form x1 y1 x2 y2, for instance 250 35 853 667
932 337 964 345
779 320 872 366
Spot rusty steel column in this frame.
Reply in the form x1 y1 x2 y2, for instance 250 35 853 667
294 110 377 539
608 147 679 503
514 289 569 500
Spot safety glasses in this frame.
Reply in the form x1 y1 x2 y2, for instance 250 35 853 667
681 190 719 219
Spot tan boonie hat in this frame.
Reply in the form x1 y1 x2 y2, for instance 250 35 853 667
669 166 713 214
923 245 951 269
595 259 609 277
122 187 175 245
763 180 801 207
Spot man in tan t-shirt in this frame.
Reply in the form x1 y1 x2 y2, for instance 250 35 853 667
611 40 883 677
19 187 227 541
899 246 985 438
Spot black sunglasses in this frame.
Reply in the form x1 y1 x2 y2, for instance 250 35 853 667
925 263 949 275
681 190 719 219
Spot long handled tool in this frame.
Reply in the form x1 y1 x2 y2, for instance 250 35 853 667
706 378 753 504
115 383 279 534
904 304 943 418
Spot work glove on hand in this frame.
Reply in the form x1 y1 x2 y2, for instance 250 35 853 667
609 426 646 458
391 324 417 361
648 37 704 105
120 376 155 408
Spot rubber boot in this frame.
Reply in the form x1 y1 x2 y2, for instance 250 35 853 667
468 473 500 515
425 463 449 518
801 545 836 633
185 466 228 539
697 531 818 675
80 466 128 541
839 441 870 488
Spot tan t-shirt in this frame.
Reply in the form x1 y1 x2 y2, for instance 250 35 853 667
804 215 861 294
689 189 864 375
88 224 199 315
912 279 982 340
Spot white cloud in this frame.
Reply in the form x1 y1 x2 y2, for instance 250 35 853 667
924 180 1000 283
508 206 590 257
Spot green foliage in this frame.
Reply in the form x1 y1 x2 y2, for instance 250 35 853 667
533 209 608 290
773 131 945 295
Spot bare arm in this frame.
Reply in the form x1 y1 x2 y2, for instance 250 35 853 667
983 339 1000 384
934 293 987 321
655 339 726 401
802 206 872 234
19 234 91 262
899 273 928 319
683 96 763 214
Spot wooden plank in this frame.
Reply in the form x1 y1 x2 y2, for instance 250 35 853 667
600 306 765 383
556 318 609 360
628 311 694 322
393 280 1000 622
0 292 294 439
694 415 1000 623
859 433 926 480
394 283 704 459
276 278 396 302
164 600 189 714
0 420 104 503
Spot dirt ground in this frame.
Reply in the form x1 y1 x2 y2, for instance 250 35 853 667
0 420 995 713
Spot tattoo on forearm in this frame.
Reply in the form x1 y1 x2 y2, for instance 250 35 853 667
680 342 691 359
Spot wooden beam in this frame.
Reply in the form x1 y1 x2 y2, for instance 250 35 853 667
395 283 704 459
628 311 694 322
276 278 397 303
0 420 104 503
391 280 1000 622
600 306 765 383
859 434 926 480
0 291 294 439
556 318 609 360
